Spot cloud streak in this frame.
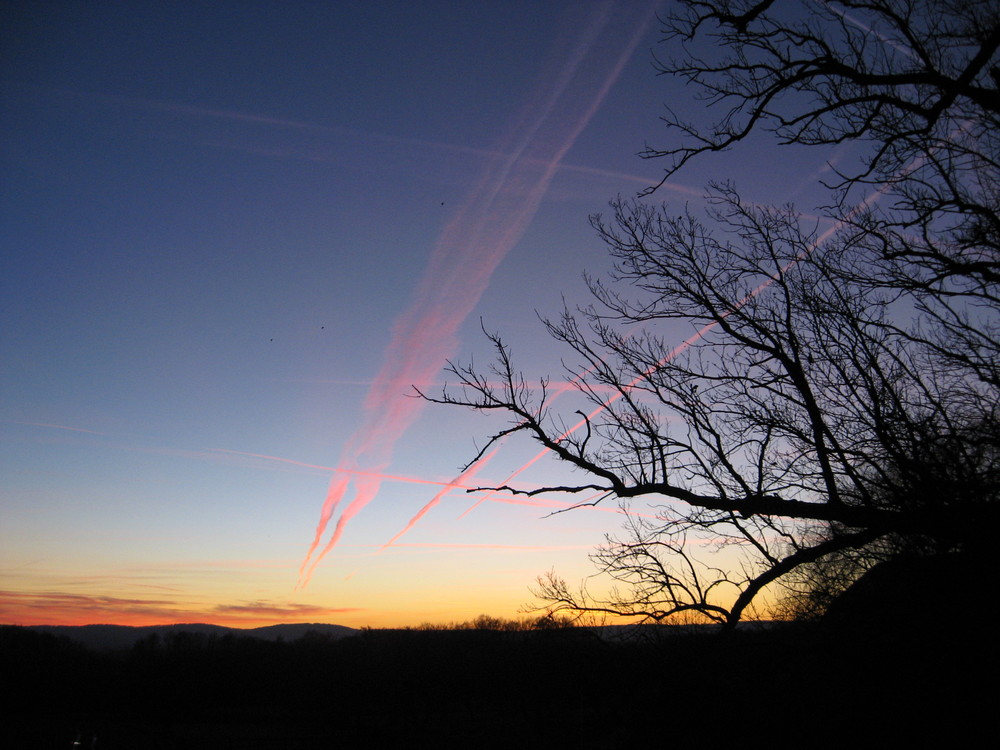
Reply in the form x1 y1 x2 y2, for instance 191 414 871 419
0 589 359 627
6 420 108 435
297 2 660 586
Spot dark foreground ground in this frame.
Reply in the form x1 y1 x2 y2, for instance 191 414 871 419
3 618 994 749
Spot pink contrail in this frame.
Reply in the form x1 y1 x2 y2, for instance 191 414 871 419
382 347 604 545
297 2 660 586
380 447 500 550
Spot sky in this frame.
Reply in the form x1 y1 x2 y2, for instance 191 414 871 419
1 0 848 628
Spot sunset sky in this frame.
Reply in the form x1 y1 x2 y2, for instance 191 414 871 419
2 0 849 628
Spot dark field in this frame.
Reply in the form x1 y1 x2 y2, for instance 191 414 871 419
3 618 993 749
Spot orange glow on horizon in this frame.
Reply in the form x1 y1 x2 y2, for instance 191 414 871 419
0 589 364 629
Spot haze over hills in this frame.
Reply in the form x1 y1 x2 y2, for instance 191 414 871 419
26 622 356 651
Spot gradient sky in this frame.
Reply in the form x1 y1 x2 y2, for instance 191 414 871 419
1 1 850 628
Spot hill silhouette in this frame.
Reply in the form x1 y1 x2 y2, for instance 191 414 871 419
26 622 355 651
2 615 992 748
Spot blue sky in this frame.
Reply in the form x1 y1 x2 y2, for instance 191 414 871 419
1 1 848 627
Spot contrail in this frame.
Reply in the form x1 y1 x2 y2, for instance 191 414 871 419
385 347 616 542
10 80 706 199
813 0 921 62
380 447 501 550
7 421 108 436
297 1 660 587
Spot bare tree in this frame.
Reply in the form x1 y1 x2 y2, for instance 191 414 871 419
420 0 999 628
654 0 1000 384
651 0 999 279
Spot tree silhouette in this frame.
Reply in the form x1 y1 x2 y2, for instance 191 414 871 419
422 0 999 628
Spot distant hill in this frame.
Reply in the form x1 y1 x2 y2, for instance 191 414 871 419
26 622 356 651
